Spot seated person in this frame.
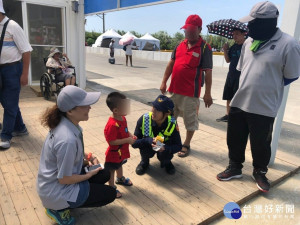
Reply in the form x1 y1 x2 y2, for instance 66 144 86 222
46 47 76 85
132 95 182 175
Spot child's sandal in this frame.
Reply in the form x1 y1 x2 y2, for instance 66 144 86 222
116 176 133 186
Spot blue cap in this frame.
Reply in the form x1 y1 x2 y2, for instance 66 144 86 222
152 95 174 113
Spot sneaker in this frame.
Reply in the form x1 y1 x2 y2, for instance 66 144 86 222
252 169 270 193
45 208 75 225
216 115 229 122
0 139 11 149
165 162 175 175
12 128 29 137
217 165 242 181
136 161 149 175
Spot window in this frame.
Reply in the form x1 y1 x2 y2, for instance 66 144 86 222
27 4 65 82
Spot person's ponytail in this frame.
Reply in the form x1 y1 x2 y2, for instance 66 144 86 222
41 105 66 130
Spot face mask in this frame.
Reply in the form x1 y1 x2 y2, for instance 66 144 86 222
247 18 278 40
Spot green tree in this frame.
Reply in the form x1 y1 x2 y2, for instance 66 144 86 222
117 30 126 36
86 37 95 46
203 35 234 51
130 31 142 38
152 31 172 50
85 31 102 46
170 32 185 50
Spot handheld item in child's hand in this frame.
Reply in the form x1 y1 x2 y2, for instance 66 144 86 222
84 163 103 173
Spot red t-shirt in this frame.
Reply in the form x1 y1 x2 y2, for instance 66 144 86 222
168 38 212 98
104 116 130 163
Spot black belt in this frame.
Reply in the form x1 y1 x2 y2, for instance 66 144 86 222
0 61 21 68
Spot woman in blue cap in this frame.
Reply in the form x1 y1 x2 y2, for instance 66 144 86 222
132 95 182 175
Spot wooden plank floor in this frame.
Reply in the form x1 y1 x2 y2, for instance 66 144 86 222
0 86 299 225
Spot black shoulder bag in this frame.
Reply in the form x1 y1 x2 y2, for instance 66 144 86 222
0 19 10 89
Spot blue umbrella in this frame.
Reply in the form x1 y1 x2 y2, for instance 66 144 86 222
207 19 248 39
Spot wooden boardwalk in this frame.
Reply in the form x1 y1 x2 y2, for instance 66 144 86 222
0 86 299 225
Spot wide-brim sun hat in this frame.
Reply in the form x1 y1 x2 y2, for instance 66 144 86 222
48 48 62 58
57 86 101 112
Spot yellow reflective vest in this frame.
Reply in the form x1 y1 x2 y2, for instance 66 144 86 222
141 112 176 142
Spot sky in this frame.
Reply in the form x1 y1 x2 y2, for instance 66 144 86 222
85 0 285 36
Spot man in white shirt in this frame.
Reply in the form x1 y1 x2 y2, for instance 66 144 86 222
217 1 300 193
0 0 32 149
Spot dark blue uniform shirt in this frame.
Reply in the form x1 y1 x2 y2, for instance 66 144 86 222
132 115 182 154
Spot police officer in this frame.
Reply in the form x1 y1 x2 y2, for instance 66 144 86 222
132 95 182 175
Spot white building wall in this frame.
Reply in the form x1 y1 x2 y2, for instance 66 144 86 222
65 0 86 88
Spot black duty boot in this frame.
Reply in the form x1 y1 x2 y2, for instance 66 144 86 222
136 160 149 175
165 161 175 175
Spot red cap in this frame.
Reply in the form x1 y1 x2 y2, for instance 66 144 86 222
181 15 202 29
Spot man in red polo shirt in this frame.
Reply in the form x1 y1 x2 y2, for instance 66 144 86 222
160 14 213 157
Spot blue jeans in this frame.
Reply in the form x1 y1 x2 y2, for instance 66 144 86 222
0 62 26 140
67 180 90 208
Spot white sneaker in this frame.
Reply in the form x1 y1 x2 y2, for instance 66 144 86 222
0 139 11 149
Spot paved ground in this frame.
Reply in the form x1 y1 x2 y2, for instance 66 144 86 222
85 51 300 225
2 86 300 225
86 52 300 160
210 171 300 225
86 52 300 126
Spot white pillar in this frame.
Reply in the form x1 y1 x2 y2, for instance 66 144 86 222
269 0 300 165
77 0 86 88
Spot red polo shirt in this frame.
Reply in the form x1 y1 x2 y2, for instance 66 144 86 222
168 37 212 98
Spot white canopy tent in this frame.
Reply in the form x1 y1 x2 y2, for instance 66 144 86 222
122 31 138 39
92 29 122 48
136 33 160 51
120 31 139 48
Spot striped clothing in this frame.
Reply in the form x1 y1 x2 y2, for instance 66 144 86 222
0 16 32 64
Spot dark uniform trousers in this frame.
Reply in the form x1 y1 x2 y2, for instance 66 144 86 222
140 144 174 165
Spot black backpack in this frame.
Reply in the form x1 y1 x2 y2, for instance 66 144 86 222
123 45 128 51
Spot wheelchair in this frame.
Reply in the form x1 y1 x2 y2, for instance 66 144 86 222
40 58 76 100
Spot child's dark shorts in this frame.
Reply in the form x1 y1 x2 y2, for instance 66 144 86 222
104 159 127 171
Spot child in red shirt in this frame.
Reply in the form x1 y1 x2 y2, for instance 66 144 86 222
104 92 136 198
